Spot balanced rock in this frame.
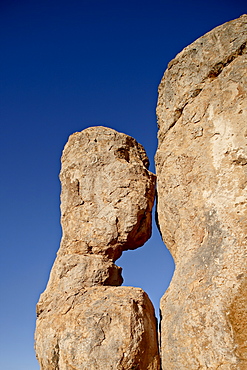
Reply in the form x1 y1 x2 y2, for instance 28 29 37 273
35 126 159 369
59 126 155 261
156 15 247 369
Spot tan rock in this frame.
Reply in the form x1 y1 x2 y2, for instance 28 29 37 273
36 254 123 315
36 287 160 370
156 15 247 369
35 126 159 369
59 126 155 261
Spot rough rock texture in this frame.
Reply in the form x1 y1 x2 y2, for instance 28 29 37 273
59 126 155 261
36 287 160 370
35 126 159 369
156 15 247 369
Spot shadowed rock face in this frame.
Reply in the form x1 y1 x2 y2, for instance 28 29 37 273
35 126 160 370
156 15 247 369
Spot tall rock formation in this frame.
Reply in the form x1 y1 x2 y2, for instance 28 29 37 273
156 15 247 369
35 126 160 369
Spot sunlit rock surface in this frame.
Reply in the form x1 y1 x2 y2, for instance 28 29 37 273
156 15 247 370
35 126 160 369
59 126 155 261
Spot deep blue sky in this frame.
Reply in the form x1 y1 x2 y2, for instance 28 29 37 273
0 1 246 369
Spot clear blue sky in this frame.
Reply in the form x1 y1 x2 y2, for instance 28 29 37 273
0 1 246 369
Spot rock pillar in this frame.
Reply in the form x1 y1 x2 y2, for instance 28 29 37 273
35 126 160 369
156 15 247 369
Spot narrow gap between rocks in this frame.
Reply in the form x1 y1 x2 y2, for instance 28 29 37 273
117 203 175 320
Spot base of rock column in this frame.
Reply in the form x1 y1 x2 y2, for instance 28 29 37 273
35 286 160 370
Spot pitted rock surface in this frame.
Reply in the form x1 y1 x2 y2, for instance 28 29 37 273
59 126 156 261
36 287 160 370
35 126 159 369
156 15 247 370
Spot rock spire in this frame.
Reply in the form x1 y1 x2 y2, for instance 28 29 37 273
35 126 159 369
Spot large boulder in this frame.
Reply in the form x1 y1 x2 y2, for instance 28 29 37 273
36 287 160 370
156 15 247 369
59 126 155 261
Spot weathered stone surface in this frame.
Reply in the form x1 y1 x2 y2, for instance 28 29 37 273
35 126 159 369
36 255 123 313
59 126 155 261
36 287 160 370
156 15 247 369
